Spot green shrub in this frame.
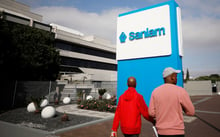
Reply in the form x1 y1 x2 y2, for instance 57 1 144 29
78 96 117 113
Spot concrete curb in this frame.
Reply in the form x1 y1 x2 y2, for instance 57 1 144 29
0 121 50 137
52 116 114 135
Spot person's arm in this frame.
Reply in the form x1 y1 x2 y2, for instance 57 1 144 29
111 98 121 132
139 95 154 123
180 89 195 116
149 93 156 118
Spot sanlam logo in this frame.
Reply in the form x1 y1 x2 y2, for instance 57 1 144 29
119 32 127 43
119 27 165 43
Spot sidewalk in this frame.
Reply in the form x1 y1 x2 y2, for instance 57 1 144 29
56 104 114 119
57 95 220 137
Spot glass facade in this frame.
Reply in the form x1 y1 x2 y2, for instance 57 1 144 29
55 40 116 59
61 56 117 71
55 39 117 72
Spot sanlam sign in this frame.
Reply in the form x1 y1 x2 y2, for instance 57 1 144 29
119 27 166 43
116 5 172 60
117 1 184 105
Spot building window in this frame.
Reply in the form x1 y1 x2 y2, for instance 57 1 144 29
2 12 30 25
55 40 116 59
61 56 117 71
33 21 52 32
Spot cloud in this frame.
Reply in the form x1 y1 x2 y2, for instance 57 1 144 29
179 0 220 49
32 2 220 77
182 17 220 49
179 0 220 17
33 6 131 44
182 16 220 77
179 0 220 77
33 2 220 49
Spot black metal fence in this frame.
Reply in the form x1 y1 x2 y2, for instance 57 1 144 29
0 81 59 111
0 80 117 111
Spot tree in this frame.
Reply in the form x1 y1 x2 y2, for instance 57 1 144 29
195 74 220 83
209 74 219 78
186 68 190 81
209 74 220 83
184 68 190 83
0 20 60 80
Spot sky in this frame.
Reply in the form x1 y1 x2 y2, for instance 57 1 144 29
16 0 220 78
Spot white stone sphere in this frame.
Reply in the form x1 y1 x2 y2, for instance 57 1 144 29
27 102 36 112
106 93 111 100
86 95 93 100
41 106 56 119
40 99 49 108
63 97 71 104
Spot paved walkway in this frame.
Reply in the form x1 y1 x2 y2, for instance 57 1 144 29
55 95 220 137
56 104 114 119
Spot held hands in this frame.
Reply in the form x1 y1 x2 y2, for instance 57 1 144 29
110 131 117 137
152 118 156 126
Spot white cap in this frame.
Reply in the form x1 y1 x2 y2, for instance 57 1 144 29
163 67 181 78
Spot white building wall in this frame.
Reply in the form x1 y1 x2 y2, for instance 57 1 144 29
0 0 42 21
58 49 117 64
80 68 117 81
184 81 212 96
52 23 117 82
51 24 115 53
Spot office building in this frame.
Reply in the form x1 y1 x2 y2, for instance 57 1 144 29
0 0 117 83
